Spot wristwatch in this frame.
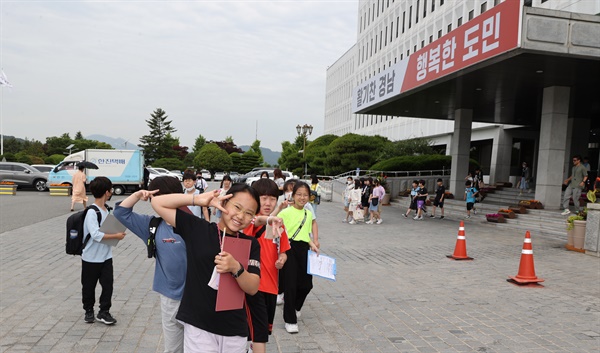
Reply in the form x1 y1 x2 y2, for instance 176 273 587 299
232 262 244 278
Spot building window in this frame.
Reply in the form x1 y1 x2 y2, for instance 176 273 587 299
385 27 388 45
416 0 420 24
390 22 394 42
458 17 462 26
429 35 433 43
481 2 487 13
360 16 362 32
414 45 417 52
400 54 403 60
409 6 412 28
407 49 410 56
373 3 375 20
375 35 378 53
438 29 442 38
494 0 500 5
440 0 444 5
468 9 474 20
424 0 427 17
368 8 370 25
432 0 435 12
402 12 405 33
447 24 452 33
421 40 425 48
380 31 383 49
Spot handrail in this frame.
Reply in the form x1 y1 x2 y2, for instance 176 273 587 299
313 167 449 181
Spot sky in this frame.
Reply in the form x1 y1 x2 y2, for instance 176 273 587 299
0 0 358 152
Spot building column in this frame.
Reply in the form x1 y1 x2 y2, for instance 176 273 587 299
489 125 512 185
449 109 473 196
535 86 570 210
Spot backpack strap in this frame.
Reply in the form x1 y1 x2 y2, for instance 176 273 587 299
148 216 163 258
255 226 266 239
83 205 102 250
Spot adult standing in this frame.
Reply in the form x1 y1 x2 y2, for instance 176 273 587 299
70 165 87 211
561 155 588 215
519 162 530 195
273 168 286 192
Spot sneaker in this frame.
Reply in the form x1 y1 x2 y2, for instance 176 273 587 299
365 220 374 224
84 310 95 323
402 214 407 218
96 311 116 325
429 214 435 218
466 215 471 219
247 342 254 353
376 219 383 224
296 310 301 319
349 220 356 225
276 294 284 305
285 323 299 334
440 216 445 219
413 216 419 220
561 209 571 215
473 208 478 215
417 216 423 220
342 219 347 223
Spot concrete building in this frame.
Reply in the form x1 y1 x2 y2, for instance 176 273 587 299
324 0 600 209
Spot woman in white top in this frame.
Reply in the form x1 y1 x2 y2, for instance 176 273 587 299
273 168 286 192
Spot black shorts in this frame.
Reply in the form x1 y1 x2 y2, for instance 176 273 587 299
466 202 475 211
433 199 444 208
409 199 417 210
246 291 277 343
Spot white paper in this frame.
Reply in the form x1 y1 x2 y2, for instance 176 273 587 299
307 250 336 281
98 214 126 247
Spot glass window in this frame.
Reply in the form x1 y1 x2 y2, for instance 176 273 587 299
481 2 487 13
447 24 452 33
424 0 427 17
440 0 444 5
469 10 474 20
438 29 442 38
416 0 420 24
458 17 462 26
402 12 405 33
409 6 412 28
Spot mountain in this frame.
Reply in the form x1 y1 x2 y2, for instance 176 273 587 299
86 135 140 150
239 146 281 166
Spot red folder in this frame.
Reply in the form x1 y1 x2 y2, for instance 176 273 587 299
215 236 251 311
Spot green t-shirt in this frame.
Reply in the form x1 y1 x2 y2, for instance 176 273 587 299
278 206 313 243
571 164 588 187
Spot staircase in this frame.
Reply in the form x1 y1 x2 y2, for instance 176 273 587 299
390 186 567 241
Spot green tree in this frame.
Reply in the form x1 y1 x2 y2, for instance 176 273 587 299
22 139 45 157
74 131 84 140
194 143 232 175
278 139 303 176
381 137 435 160
230 153 242 172
139 108 178 164
193 134 206 153
324 134 390 175
44 133 73 156
45 154 65 165
225 136 234 144
239 150 260 174
153 157 185 171
250 140 264 166
3 137 23 154
305 134 338 176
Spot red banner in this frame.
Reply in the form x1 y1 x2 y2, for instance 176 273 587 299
400 0 522 93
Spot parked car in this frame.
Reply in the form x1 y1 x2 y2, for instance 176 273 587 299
145 167 162 182
245 170 295 186
201 169 211 181
228 172 240 182
0 162 48 191
213 172 225 182
236 170 262 184
151 167 183 181
31 164 56 173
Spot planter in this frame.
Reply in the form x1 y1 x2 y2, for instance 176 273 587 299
509 206 527 214
518 200 533 209
0 185 17 195
573 220 586 249
566 222 574 247
486 215 505 223
498 211 516 219
381 194 391 205
49 185 72 196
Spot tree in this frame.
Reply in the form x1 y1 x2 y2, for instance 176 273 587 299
324 134 390 175
194 143 232 175
250 140 264 166
153 158 185 171
225 136 234 144
139 108 178 163
193 134 206 153
74 131 84 140
230 152 242 172
239 150 260 174
381 137 435 160
278 139 303 176
305 134 338 176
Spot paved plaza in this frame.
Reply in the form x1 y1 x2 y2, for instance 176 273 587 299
1 193 599 352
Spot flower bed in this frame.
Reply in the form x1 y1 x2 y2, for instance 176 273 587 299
498 209 516 219
444 191 454 199
486 214 506 223
509 206 527 214
518 200 543 209
49 184 72 196
0 183 17 195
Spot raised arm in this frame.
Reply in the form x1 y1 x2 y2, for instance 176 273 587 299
151 190 228 227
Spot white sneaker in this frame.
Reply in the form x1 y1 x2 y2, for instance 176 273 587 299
473 208 478 215
296 310 301 319
376 219 383 224
365 220 374 224
349 220 356 224
342 219 347 223
466 215 471 219
285 323 299 334
561 209 571 215
276 294 284 305
247 342 254 353
413 216 419 220
417 216 423 220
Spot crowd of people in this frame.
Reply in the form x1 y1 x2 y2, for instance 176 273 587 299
77 168 322 353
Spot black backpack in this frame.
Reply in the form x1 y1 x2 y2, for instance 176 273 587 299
147 216 163 258
66 205 102 255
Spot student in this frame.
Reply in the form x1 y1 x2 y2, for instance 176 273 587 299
81 176 126 325
195 171 208 193
430 178 445 219
113 176 187 353
402 180 419 218
183 171 210 220
213 175 233 222
367 179 385 224
342 176 355 223
260 171 269 179
309 174 322 216
151 184 261 353
278 182 319 334
414 180 428 220
273 168 286 191
464 180 478 219
245 179 291 353
361 178 372 222
348 179 364 225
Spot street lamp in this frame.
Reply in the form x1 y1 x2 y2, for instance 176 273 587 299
296 124 313 178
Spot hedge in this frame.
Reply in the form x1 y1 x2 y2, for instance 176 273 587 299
370 155 480 172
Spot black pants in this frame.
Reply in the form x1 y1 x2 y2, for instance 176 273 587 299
282 241 313 324
81 258 113 312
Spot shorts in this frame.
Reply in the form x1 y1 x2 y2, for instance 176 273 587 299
343 197 350 208
466 202 474 211
433 199 444 208
417 200 425 209
369 202 378 212
409 199 417 210
246 291 277 343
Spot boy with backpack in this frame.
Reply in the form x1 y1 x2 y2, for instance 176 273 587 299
81 177 126 325
113 176 187 353
464 180 479 219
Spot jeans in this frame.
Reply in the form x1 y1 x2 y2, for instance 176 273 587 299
562 185 582 211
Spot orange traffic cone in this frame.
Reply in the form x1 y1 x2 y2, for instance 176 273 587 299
447 221 473 260
508 231 544 286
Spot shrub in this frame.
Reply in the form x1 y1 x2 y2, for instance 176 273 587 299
153 158 185 171
370 155 480 172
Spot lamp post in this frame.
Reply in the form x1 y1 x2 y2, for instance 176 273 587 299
296 124 313 178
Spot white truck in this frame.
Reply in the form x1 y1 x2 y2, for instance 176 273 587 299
48 149 145 195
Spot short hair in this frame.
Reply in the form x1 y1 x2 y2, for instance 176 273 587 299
283 179 297 191
437 178 443 183
293 181 311 196
573 155 582 161
251 178 280 199
465 180 472 186
274 168 285 180
182 172 196 181
78 165 85 171
149 176 183 196
224 183 261 214
419 179 425 185
412 180 419 185
373 179 380 186
90 176 112 198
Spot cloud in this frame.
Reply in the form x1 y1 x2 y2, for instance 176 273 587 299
1 0 358 151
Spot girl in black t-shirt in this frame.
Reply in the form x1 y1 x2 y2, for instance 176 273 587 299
151 184 262 353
